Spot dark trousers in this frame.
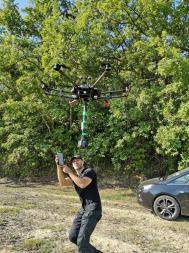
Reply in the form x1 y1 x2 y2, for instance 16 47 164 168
69 205 102 253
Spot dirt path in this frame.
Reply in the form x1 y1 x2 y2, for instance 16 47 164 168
0 180 189 253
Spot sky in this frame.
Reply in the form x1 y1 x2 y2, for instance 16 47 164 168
0 0 30 16
0 0 28 10
15 0 28 9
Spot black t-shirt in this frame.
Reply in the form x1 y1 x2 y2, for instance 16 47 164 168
73 167 101 210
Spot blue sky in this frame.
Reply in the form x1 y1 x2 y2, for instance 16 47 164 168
15 0 28 9
0 0 28 9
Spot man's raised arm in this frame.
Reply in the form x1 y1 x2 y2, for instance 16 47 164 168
55 156 73 187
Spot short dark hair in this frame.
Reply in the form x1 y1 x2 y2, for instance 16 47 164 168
70 155 83 163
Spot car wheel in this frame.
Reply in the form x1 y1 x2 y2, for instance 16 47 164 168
153 195 180 221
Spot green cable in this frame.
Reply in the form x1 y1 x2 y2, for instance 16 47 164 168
81 102 88 137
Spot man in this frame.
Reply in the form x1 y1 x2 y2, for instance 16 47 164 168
55 154 102 253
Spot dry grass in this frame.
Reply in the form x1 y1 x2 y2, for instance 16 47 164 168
0 180 189 253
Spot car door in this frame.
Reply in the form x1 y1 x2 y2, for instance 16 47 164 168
167 173 189 216
179 184 189 215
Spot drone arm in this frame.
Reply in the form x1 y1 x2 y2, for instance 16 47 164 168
41 84 78 98
101 87 130 94
100 94 129 99
100 86 130 99
44 91 76 99
58 69 74 83
91 70 107 88
48 89 73 94
53 63 73 83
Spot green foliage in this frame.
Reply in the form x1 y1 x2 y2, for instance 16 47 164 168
0 0 188 179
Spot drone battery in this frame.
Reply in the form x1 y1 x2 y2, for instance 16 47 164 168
57 153 64 166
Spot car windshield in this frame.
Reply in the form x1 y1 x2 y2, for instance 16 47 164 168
166 169 189 180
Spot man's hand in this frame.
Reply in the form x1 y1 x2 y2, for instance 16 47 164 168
62 165 72 174
55 155 59 165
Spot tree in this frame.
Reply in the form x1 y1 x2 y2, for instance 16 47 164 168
0 0 188 180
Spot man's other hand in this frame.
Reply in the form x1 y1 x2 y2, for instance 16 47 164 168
63 165 72 174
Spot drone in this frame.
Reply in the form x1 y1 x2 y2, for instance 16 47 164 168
42 63 130 149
